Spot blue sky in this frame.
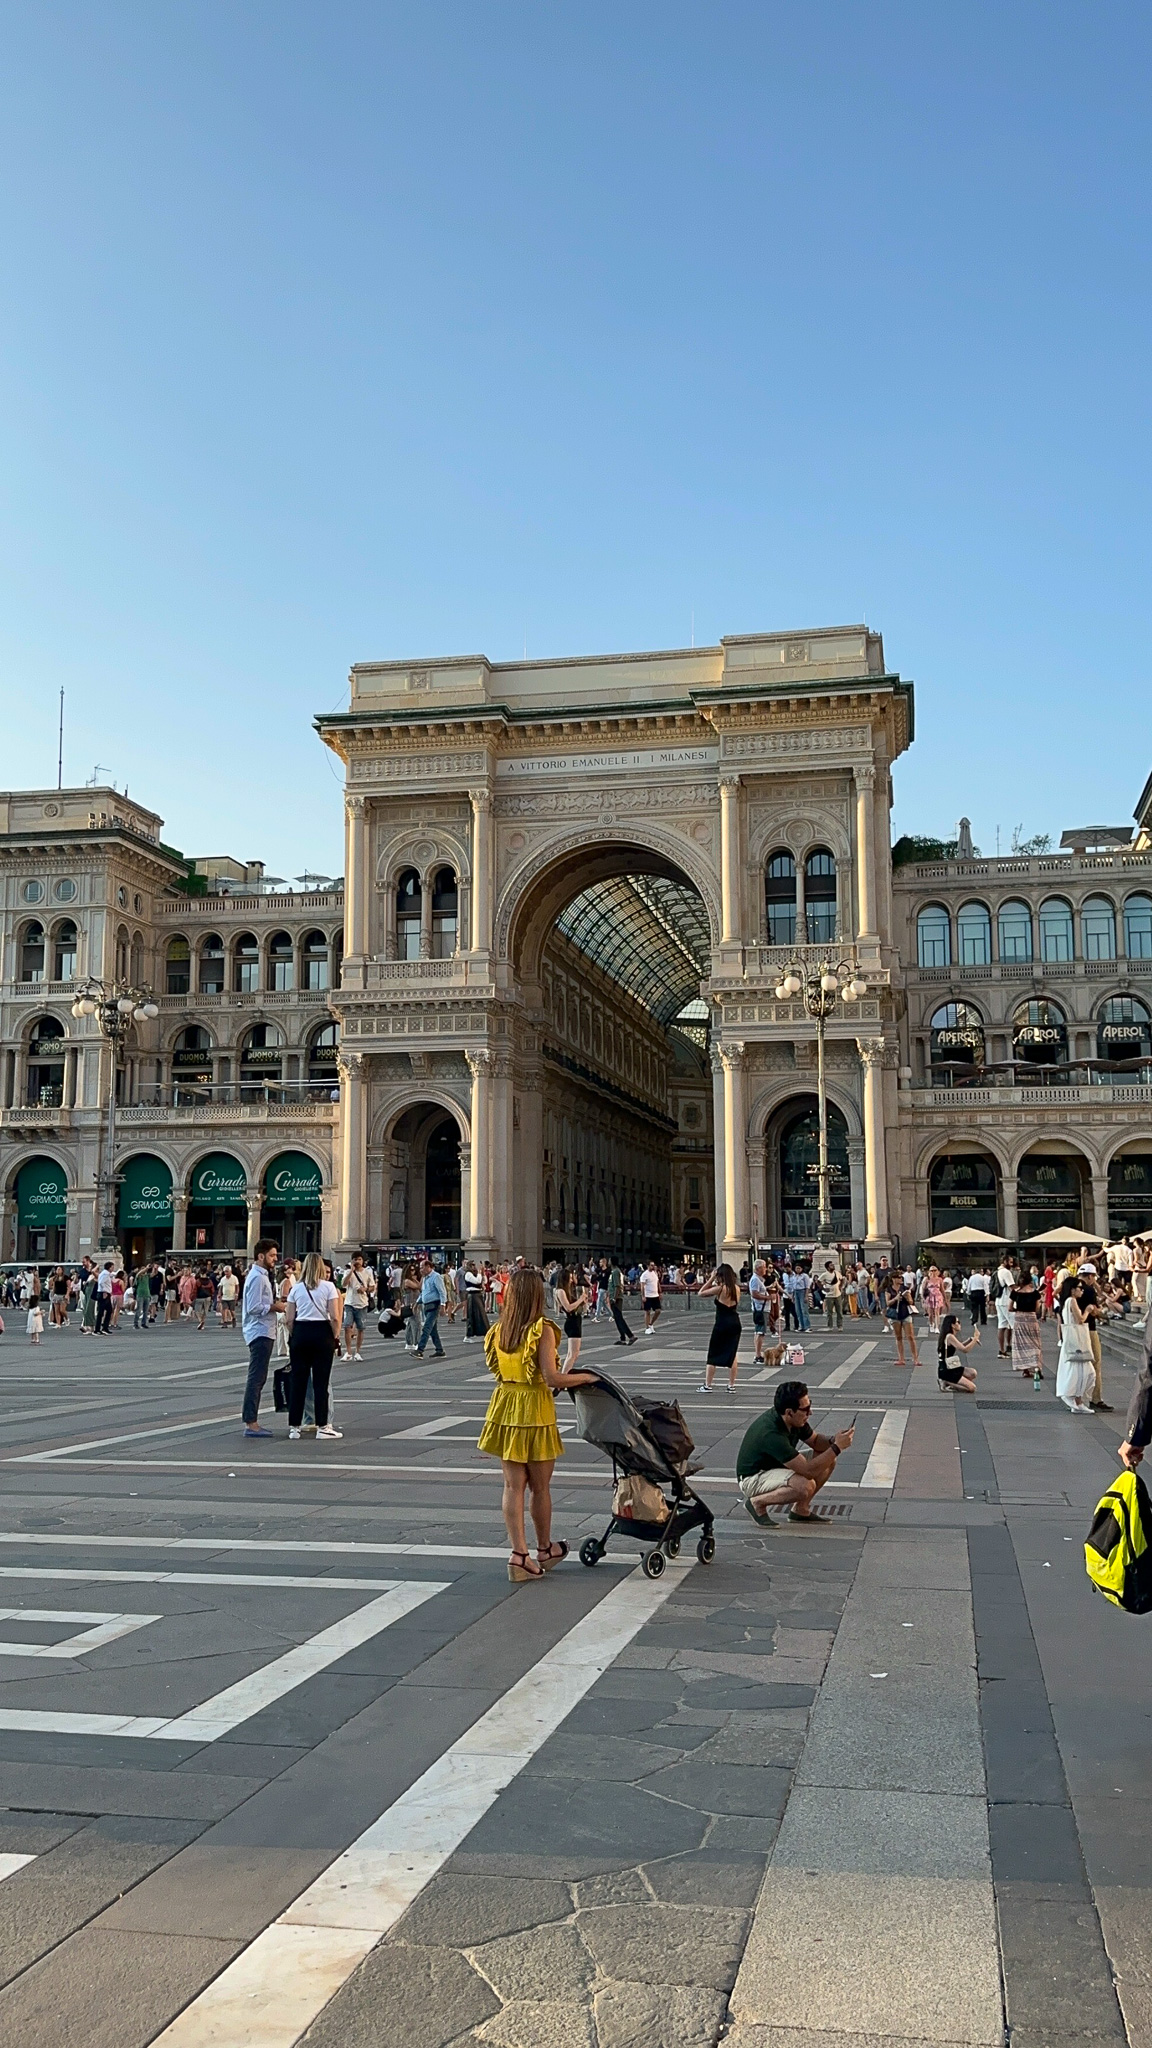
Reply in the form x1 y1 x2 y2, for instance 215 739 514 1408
2 3 1149 876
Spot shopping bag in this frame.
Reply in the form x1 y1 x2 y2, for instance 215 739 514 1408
272 1366 291 1413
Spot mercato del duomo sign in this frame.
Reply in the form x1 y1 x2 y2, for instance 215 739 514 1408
4 623 1152 1265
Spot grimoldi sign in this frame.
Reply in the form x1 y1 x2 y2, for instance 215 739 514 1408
496 745 719 780
190 1154 247 1206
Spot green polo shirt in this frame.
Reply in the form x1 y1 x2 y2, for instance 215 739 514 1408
736 1410 812 1480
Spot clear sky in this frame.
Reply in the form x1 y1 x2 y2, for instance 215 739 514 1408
2 3 1149 876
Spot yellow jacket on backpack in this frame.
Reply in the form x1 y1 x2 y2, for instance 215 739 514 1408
1085 1470 1152 1613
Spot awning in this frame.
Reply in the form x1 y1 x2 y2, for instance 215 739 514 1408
189 1153 248 1208
920 1225 1007 1248
1019 1226 1103 1248
15 1158 66 1229
118 1155 173 1228
263 1151 323 1208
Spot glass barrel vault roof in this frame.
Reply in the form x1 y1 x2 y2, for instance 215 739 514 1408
555 873 711 1027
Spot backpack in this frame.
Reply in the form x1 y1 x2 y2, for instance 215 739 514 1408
988 1275 1001 1303
1085 1471 1152 1614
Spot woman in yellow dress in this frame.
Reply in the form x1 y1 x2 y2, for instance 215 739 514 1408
478 1267 595 1580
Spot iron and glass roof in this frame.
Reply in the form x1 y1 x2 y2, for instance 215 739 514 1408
556 874 711 1028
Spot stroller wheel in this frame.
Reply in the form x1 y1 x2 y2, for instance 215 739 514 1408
696 1534 716 1564
579 1538 603 1568
665 1534 680 1559
641 1548 666 1579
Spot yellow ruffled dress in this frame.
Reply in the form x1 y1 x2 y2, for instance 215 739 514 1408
477 1315 565 1464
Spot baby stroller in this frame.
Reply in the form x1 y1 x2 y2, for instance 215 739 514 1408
570 1369 715 1579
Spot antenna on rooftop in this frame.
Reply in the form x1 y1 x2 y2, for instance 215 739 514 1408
57 687 64 790
86 765 111 788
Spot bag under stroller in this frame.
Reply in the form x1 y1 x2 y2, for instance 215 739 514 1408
569 1369 715 1579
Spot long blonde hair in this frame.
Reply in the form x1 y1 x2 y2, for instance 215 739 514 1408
496 1267 545 1354
300 1251 326 1290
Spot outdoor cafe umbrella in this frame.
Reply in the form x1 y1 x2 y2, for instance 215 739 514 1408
1019 1226 1104 1248
920 1225 1007 1249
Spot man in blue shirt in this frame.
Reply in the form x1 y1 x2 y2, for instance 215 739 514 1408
240 1238 280 1437
415 1259 447 1358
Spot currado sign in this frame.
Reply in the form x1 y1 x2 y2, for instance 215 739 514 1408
263 1151 323 1208
190 1153 248 1206
16 1158 67 1229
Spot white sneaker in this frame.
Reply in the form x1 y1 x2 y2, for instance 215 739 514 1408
317 1424 343 1439
697 1383 712 1393
288 1427 301 1440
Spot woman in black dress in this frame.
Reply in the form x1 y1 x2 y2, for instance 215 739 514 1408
554 1266 588 1372
698 1263 742 1393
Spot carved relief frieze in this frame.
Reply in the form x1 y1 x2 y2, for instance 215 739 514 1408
719 725 871 761
348 750 490 784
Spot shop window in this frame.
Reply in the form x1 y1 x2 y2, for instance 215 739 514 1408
1017 1152 1085 1235
52 921 78 981
1097 996 1152 1064
302 929 329 990
198 934 225 993
929 1153 999 1234
1081 895 1116 961
1123 893 1152 960
1108 1152 1152 1236
1013 998 1067 1073
1039 897 1074 963
26 1017 65 1106
917 905 951 968
233 933 260 992
997 899 1033 964
765 851 797 946
431 868 458 958
805 849 837 944
269 930 295 991
396 870 421 959
165 936 190 995
20 921 46 982
957 901 991 966
929 1001 985 1079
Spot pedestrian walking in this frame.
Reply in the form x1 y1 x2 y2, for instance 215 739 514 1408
285 1252 342 1439
698 1263 742 1393
1056 1278 1095 1413
993 1257 1016 1358
27 1299 43 1344
341 1253 371 1359
555 1266 587 1371
887 1269 920 1367
93 1262 115 1335
133 1264 151 1329
749 1259 770 1361
1008 1272 1044 1381
640 1260 662 1334
217 1264 239 1329
606 1258 636 1346
240 1239 280 1438
820 1259 844 1330
966 1268 988 1326
477 1266 593 1580
413 1259 447 1358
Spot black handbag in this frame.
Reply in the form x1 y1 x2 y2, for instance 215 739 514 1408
272 1365 291 1412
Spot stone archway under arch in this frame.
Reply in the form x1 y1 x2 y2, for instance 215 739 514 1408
759 1093 859 1246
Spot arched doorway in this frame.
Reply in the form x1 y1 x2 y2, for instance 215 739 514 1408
119 1154 174 1263
384 1104 464 1253
928 1152 1000 1236
1016 1147 1087 1238
261 1150 324 1259
765 1098 851 1245
187 1152 248 1253
425 1119 461 1241
13 1156 67 1261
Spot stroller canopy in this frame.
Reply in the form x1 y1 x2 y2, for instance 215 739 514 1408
571 1370 696 1485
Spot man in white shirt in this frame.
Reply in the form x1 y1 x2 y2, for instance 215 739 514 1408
342 1253 372 1361
965 1270 989 1327
414 1260 447 1358
640 1261 662 1333
94 1262 116 1335
749 1260 770 1361
241 1238 280 1437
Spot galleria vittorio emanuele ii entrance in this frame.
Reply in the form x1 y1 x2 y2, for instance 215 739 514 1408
319 625 908 1264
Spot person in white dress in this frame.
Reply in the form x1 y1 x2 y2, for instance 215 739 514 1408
1056 1278 1094 1412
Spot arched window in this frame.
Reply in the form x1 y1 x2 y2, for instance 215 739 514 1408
917 905 951 968
1097 996 1152 1064
929 1153 999 1235
332 930 343 987
1039 898 1074 963
396 870 422 959
431 868 458 957
26 1017 65 1106
1123 894 1152 961
240 1022 284 1099
929 1001 985 1078
165 936 190 995
957 901 991 966
1013 997 1067 1072
116 924 129 980
173 1024 213 1101
997 899 1033 964
302 929 329 991
19 921 45 982
174 1024 212 1057
52 920 77 981
765 851 797 946
805 849 837 944
233 933 259 992
308 1021 339 1088
268 930 294 991
199 934 225 993
130 931 144 984
1082 895 1116 961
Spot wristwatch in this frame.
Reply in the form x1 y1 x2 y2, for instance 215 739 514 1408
829 1441 840 1459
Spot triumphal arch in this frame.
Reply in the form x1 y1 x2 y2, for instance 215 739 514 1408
318 626 913 1265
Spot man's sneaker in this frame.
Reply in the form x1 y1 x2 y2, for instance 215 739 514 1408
288 1427 301 1440
243 1425 273 1438
317 1424 343 1439
696 1383 712 1393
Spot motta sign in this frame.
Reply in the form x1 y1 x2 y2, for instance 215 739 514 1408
496 745 719 780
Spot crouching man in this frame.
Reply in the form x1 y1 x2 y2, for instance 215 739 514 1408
736 1379 854 1524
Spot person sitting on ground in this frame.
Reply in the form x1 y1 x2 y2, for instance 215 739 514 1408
937 1312 979 1393
736 1379 854 1525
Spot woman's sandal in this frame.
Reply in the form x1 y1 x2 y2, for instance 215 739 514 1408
508 1552 545 1582
536 1541 569 1572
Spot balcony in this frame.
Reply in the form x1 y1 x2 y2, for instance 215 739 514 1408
157 989 335 1011
910 958 1152 985
908 1081 1152 1110
118 1094 339 1127
361 957 485 989
0 1105 74 1130
896 849 1152 886
156 891 343 916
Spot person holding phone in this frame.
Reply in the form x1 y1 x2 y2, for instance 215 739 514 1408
737 1381 855 1523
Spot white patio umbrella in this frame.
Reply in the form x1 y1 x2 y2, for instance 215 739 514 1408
1018 1226 1104 1248
919 1225 1008 1249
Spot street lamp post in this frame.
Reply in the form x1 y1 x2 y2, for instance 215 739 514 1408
775 955 867 1245
70 978 159 1250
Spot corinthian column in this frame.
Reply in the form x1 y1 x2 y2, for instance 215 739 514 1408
854 766 877 942
719 1041 748 1262
465 1048 494 1250
337 1049 366 1248
719 775 742 944
470 789 494 955
856 1037 892 1250
344 796 370 968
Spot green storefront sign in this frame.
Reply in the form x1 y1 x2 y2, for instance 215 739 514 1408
16 1158 67 1229
118 1156 174 1229
189 1153 248 1207
263 1151 323 1208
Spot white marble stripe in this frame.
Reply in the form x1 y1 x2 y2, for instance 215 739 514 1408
0 1534 631 1562
0 1457 886 1492
818 1340 877 1389
8 1415 236 1461
0 1853 36 1882
384 1415 475 1438
0 1567 426 1589
150 1559 690 2047
859 1407 909 1487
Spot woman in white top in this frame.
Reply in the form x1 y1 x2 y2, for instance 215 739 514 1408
1056 1278 1094 1413
284 1252 342 1439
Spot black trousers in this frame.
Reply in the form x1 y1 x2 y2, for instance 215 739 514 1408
969 1292 987 1325
288 1323 335 1428
610 1298 635 1343
466 1290 488 1337
94 1292 113 1332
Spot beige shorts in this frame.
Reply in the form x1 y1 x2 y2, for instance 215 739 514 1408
739 1465 800 1505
